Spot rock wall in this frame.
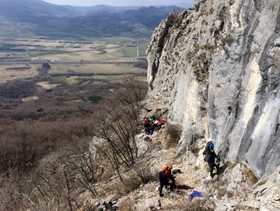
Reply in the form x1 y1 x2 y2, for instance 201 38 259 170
146 0 280 178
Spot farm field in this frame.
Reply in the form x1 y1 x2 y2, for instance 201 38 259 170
0 35 149 182
0 36 148 84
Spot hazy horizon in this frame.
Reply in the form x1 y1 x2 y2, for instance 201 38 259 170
43 0 194 7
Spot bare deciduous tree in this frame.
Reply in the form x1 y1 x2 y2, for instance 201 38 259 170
94 76 146 180
25 143 102 211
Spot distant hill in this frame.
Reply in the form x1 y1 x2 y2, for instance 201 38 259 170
47 6 182 37
0 0 79 20
0 0 184 38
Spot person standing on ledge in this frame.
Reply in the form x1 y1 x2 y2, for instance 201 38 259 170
203 141 219 178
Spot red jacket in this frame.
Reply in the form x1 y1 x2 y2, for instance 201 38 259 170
157 119 163 126
163 168 173 180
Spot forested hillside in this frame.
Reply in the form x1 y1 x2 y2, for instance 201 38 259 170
0 0 183 38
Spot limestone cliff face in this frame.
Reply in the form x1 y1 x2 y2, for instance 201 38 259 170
146 0 280 178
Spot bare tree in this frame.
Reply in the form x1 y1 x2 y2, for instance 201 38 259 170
64 151 99 197
26 152 78 211
94 76 146 179
25 143 102 211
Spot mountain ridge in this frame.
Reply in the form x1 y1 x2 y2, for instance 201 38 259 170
0 0 185 38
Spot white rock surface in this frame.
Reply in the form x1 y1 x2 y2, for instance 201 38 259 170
146 0 280 179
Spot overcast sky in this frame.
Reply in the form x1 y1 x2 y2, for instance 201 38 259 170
43 0 194 7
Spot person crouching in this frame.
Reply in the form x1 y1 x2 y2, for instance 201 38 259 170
159 164 176 197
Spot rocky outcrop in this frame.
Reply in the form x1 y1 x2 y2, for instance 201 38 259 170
146 0 280 179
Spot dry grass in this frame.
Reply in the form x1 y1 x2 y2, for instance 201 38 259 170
243 167 258 184
119 166 158 194
165 197 214 211
233 204 259 211
224 161 237 170
36 81 60 89
117 197 135 211
165 124 181 148
0 65 39 84
135 166 158 184
48 63 145 74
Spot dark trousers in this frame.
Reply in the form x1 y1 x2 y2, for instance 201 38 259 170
159 178 176 196
208 162 219 178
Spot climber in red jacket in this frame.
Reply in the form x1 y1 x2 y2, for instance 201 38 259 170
158 164 176 197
